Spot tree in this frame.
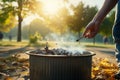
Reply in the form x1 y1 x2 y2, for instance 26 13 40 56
0 1 17 32
16 0 43 42
0 0 43 42
0 12 17 32
69 2 85 32
22 18 52 39
83 6 98 27
100 11 115 36
42 6 70 35
68 2 97 33
65 2 97 44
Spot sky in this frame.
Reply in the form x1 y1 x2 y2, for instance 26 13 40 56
69 0 104 9
40 0 104 9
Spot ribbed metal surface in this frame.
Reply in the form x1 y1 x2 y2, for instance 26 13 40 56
30 54 94 80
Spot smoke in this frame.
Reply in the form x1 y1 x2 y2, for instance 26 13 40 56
55 46 85 55
45 32 77 42
45 32 86 54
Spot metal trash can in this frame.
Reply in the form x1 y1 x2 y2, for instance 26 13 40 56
29 52 95 80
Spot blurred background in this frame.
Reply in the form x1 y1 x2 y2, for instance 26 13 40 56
0 0 115 44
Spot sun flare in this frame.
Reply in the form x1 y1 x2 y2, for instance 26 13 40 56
41 0 62 15
43 3 58 15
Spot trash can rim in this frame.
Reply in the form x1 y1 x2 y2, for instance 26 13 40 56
26 51 95 57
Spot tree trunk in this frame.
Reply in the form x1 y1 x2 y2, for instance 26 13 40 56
17 0 23 42
17 14 22 42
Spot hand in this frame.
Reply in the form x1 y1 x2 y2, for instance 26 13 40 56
82 20 100 38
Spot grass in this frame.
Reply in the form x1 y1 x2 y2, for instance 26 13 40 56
81 42 115 49
0 40 29 47
0 40 115 49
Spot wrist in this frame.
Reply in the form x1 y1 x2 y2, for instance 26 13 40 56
92 19 101 27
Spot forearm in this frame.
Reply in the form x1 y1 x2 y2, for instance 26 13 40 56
93 0 118 25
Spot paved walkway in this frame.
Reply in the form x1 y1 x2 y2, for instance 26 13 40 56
0 46 35 57
86 47 117 64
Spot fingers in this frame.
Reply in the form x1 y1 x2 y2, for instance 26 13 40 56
83 30 97 38
82 21 99 38
87 32 97 38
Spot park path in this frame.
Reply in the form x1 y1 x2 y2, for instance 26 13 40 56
0 46 35 57
86 47 117 64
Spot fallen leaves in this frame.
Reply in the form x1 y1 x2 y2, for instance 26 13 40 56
0 53 119 80
92 58 118 80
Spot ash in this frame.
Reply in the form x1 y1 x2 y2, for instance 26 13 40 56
29 48 90 56
28 42 90 56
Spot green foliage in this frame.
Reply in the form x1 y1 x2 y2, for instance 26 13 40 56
29 35 38 44
2 0 16 2
0 0 44 42
22 18 52 39
29 32 42 44
84 6 98 26
0 12 17 32
0 1 17 32
67 2 97 33
100 11 115 36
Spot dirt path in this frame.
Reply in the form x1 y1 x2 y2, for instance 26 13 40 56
0 46 36 57
86 47 117 64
